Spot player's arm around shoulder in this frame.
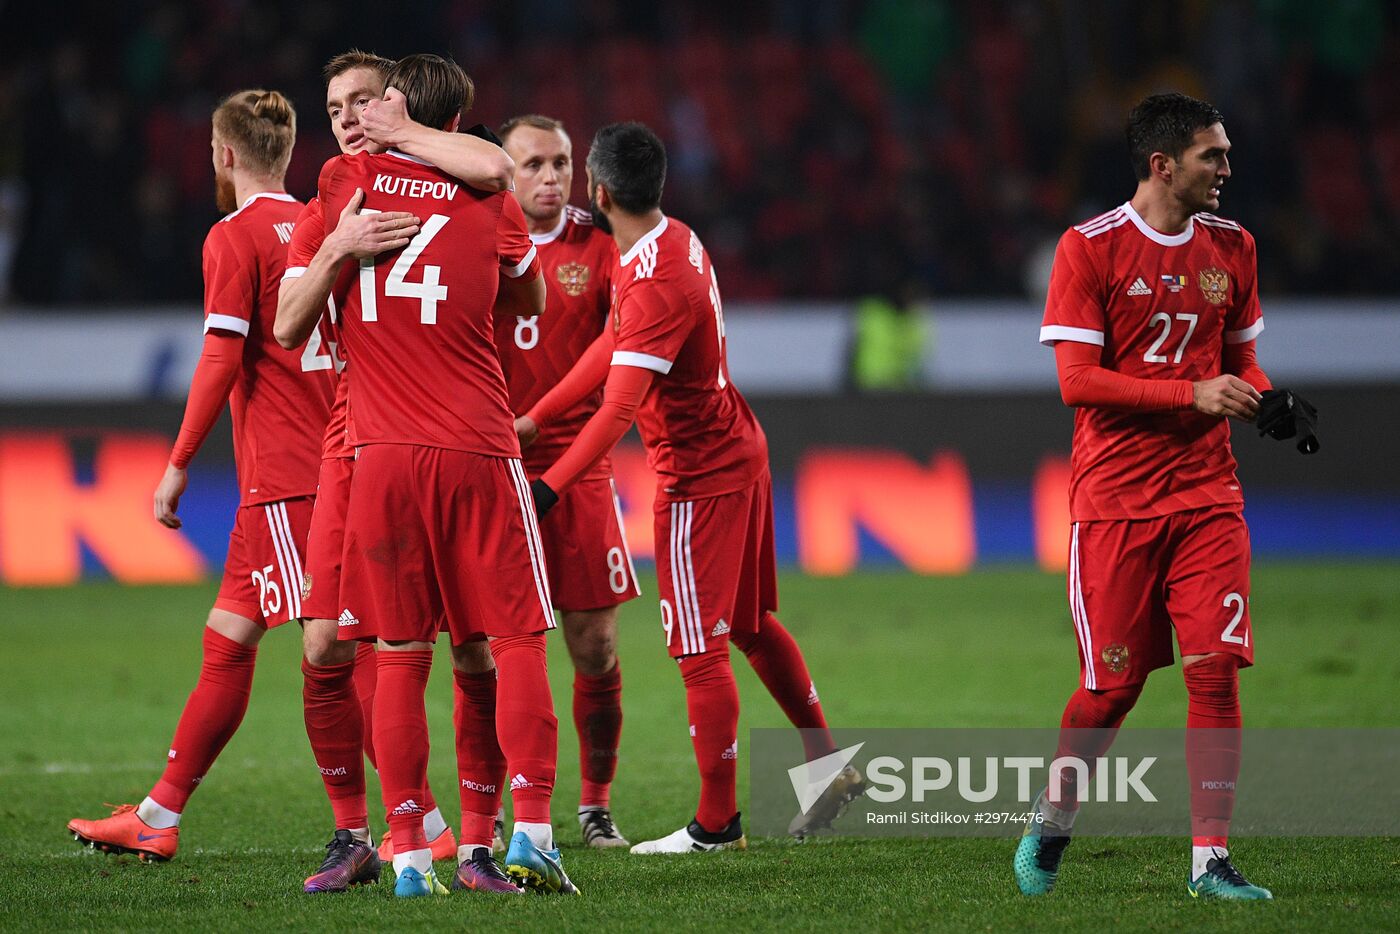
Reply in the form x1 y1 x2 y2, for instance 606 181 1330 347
361 88 514 192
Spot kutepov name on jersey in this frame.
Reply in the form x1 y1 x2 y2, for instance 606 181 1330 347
372 173 460 201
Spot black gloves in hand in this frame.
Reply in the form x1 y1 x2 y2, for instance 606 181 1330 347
1256 388 1319 454
464 123 503 146
530 478 559 517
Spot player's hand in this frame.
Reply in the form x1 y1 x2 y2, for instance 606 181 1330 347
515 414 540 449
361 87 412 149
1191 374 1261 421
331 188 420 260
154 463 189 529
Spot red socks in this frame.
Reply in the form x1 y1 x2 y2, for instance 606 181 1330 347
1184 654 1242 848
352 641 378 769
488 633 557 825
1050 682 1142 811
733 612 836 762
374 649 433 853
302 657 367 831
150 628 258 812
453 667 507 845
677 651 740 833
573 663 623 807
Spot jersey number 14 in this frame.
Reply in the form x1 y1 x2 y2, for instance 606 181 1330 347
357 212 450 324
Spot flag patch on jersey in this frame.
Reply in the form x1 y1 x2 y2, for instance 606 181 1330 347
1127 277 1152 296
1160 274 1188 292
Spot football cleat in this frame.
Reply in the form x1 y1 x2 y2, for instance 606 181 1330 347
303 830 381 893
393 864 449 898
630 813 747 855
1188 852 1273 900
504 831 580 894
68 804 179 862
452 846 523 894
1013 798 1072 895
787 764 867 838
378 824 457 862
579 807 630 848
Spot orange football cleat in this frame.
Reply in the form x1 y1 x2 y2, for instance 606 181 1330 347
68 804 180 861
377 824 457 861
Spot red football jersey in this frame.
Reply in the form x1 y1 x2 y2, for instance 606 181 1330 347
493 205 616 477
611 215 767 499
201 191 334 505
284 196 355 459
314 150 538 454
1040 201 1265 521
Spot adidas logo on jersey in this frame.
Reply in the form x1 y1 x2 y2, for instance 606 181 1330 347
711 619 730 637
807 682 821 706
390 798 424 817
722 741 739 761
1127 277 1153 296
338 609 359 628
509 773 532 791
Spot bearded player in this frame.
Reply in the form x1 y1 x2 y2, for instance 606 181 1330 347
490 114 639 849
276 50 516 893
68 90 336 861
300 53 575 897
1015 93 1281 900
515 123 861 854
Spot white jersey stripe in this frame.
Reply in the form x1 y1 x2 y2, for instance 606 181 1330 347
611 351 674 374
681 502 706 654
277 502 305 620
1074 208 1124 233
670 502 692 654
1079 215 1131 239
609 479 641 596
502 245 538 279
1070 524 1097 690
1069 523 1091 689
205 314 250 336
264 504 294 623
1040 325 1105 346
506 460 555 627
1224 319 1265 344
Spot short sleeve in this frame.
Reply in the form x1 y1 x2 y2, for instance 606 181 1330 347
201 224 257 336
497 196 538 278
283 198 325 281
1039 230 1106 346
1223 228 1264 344
612 280 690 374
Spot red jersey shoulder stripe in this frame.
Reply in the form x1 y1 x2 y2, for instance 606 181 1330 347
1196 212 1242 231
1074 207 1126 236
564 204 593 225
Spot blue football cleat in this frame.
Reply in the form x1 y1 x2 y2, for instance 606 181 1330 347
504 831 580 895
393 865 448 898
1014 796 1072 895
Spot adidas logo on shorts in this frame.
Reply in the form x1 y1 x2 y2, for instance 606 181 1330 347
1127 276 1153 296
711 619 730 637
390 798 424 816
338 609 359 628
509 773 532 791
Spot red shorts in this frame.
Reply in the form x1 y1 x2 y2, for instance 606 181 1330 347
1069 506 1254 690
214 497 315 628
538 476 640 612
655 471 778 658
337 444 556 644
301 456 354 622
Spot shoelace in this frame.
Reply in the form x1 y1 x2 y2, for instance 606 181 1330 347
1036 834 1071 870
1209 857 1249 886
584 811 619 838
470 853 512 882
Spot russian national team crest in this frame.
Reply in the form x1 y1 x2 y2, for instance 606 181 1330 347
1198 268 1230 305
302 572 313 600
556 262 590 297
1101 643 1130 673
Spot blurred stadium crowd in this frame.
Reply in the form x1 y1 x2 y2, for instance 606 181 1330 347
3 0 1398 306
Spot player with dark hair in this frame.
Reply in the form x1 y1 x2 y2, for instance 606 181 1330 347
1015 92 1282 900
292 52 575 896
275 50 517 893
68 90 337 861
515 122 861 854
488 113 639 849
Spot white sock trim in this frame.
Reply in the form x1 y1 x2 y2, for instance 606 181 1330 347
393 848 433 875
136 797 181 829
1192 844 1228 881
514 820 553 851
422 806 448 841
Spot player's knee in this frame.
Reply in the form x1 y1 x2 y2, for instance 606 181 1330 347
206 608 263 647
563 608 618 675
678 649 732 687
451 638 496 674
1182 652 1240 695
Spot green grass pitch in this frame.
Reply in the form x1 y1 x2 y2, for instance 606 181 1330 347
1 564 1397 931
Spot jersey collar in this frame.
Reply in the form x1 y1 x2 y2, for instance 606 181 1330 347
224 191 295 220
619 215 668 266
1122 201 1194 247
530 211 569 246
386 149 432 166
